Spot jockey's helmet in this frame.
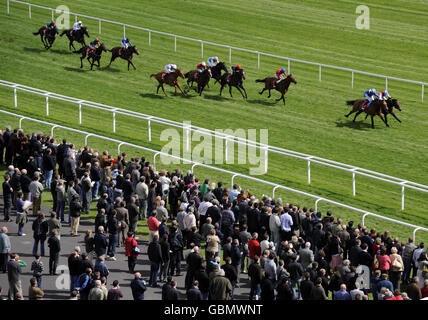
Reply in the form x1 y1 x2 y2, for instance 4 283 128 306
237 65 242 69
214 56 219 62
281 68 286 73
202 61 206 66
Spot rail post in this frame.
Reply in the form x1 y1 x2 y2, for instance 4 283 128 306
14 87 17 107
99 19 101 34
123 24 126 38
272 185 280 199
362 213 369 226
352 169 356 196
191 163 198 174
319 64 322 81
200 40 203 58
153 152 160 170
307 156 313 184
413 227 422 242
7 0 9 15
385 77 388 90
79 103 82 124
422 84 424 103
149 31 151 46
257 52 260 69
351 71 354 88
51 9 54 21
51 125 59 137
231 174 239 187
288 59 290 74
229 47 231 64
45 95 49 116
84 134 92 145
148 119 151 141
117 142 125 155
314 198 323 212
174 36 177 52
29 5 31 18
113 111 116 133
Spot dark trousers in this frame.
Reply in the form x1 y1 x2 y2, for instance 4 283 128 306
49 252 59 274
402 258 412 285
108 233 118 257
128 256 137 273
249 281 261 300
169 251 181 276
3 197 11 220
160 260 170 281
185 270 195 290
0 253 8 272
149 261 160 287
32 236 46 256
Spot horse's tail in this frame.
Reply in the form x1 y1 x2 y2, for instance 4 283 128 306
255 78 267 83
150 73 157 78
32 31 40 35
346 100 356 106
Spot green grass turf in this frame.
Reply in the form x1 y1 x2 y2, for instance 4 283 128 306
0 0 427 242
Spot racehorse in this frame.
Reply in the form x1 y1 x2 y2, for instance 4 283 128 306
150 68 186 96
211 62 228 84
73 43 107 70
33 25 59 50
195 69 212 95
345 99 390 128
255 74 297 105
60 27 90 50
219 69 247 99
184 70 198 88
364 98 402 124
108 46 140 71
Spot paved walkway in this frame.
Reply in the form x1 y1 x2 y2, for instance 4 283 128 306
0 195 251 300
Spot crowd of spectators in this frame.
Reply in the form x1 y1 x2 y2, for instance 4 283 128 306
0 126 428 300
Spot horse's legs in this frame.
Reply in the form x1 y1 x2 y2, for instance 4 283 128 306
156 84 161 94
282 94 286 105
80 56 84 69
259 88 266 95
378 113 389 127
371 115 375 129
229 85 233 98
177 83 186 96
241 85 248 99
344 108 355 118
391 112 401 123
161 85 168 97
129 60 136 70
268 89 271 98
219 83 225 96
352 110 362 122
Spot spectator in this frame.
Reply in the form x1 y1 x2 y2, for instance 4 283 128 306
159 233 170 282
147 210 160 242
94 256 109 279
32 213 48 256
169 226 184 278
81 172 93 214
94 226 108 258
7 253 22 300
47 212 61 238
148 234 163 287
67 248 81 294
416 252 428 287
334 283 351 300
298 241 314 270
28 277 44 300
128 196 139 233
29 173 44 216
185 246 203 290
209 267 232 300
130 272 147 300
421 279 428 299
125 231 139 273
300 272 314 300
187 280 202 300
402 237 416 285
107 210 120 261
248 232 261 267
389 246 404 290
0 227 11 273
47 229 61 275
77 267 94 300
248 255 263 300
311 277 328 300
376 273 394 294
135 176 148 220
15 191 30 236
406 277 422 300
89 279 104 300
2 174 13 222
30 253 44 288
56 179 66 223
107 280 123 300
70 194 82 236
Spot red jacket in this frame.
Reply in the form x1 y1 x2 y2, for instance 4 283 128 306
378 254 391 271
125 237 138 257
147 216 160 231
248 239 261 259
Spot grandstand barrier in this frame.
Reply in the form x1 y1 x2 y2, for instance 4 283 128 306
0 109 427 241
1 79 428 211
6 0 427 104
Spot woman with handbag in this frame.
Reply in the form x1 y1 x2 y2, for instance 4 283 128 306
416 253 428 288
389 247 404 290
377 246 391 275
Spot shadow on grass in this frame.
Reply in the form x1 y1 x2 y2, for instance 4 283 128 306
23 46 47 53
334 120 372 130
203 94 229 102
100 65 121 72
139 92 165 99
246 98 277 106
51 49 73 55
63 66 87 73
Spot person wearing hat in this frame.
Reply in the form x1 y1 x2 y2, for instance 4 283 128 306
107 280 123 300
87 38 100 56
207 56 219 67
274 67 288 86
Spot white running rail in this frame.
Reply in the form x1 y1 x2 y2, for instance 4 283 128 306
1 79 427 211
1 109 427 241
6 0 427 103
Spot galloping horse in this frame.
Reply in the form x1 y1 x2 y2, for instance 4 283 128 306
211 62 228 84
108 46 140 70
184 70 198 88
195 69 212 95
362 98 402 124
345 99 390 128
256 74 297 105
219 69 247 99
73 43 107 70
60 27 90 50
150 69 186 96
33 25 58 49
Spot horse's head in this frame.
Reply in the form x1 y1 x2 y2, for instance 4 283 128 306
391 98 402 112
240 69 246 80
176 68 185 79
82 27 90 37
99 43 107 52
288 74 297 84
131 46 140 55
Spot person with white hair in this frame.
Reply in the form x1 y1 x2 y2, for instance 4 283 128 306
156 200 169 222
298 241 314 270
89 279 104 300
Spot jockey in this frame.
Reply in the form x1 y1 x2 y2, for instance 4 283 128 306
275 67 287 85
87 38 100 55
163 64 177 79
378 89 391 100
230 64 242 74
45 21 56 30
197 61 207 73
207 56 219 67
121 37 132 49
363 88 379 109
73 21 83 32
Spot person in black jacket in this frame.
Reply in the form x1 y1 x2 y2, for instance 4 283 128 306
261 274 275 300
19 169 32 201
148 235 163 287
67 249 81 294
107 210 120 261
185 246 203 290
300 272 315 300
222 257 238 298
194 262 209 300
78 253 94 276
47 230 61 275
70 194 82 236
159 234 170 283
32 213 49 256
122 174 134 204
287 255 304 299
77 268 94 300
90 161 101 199
169 226 184 277
43 148 56 189
165 280 179 300
94 226 108 258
